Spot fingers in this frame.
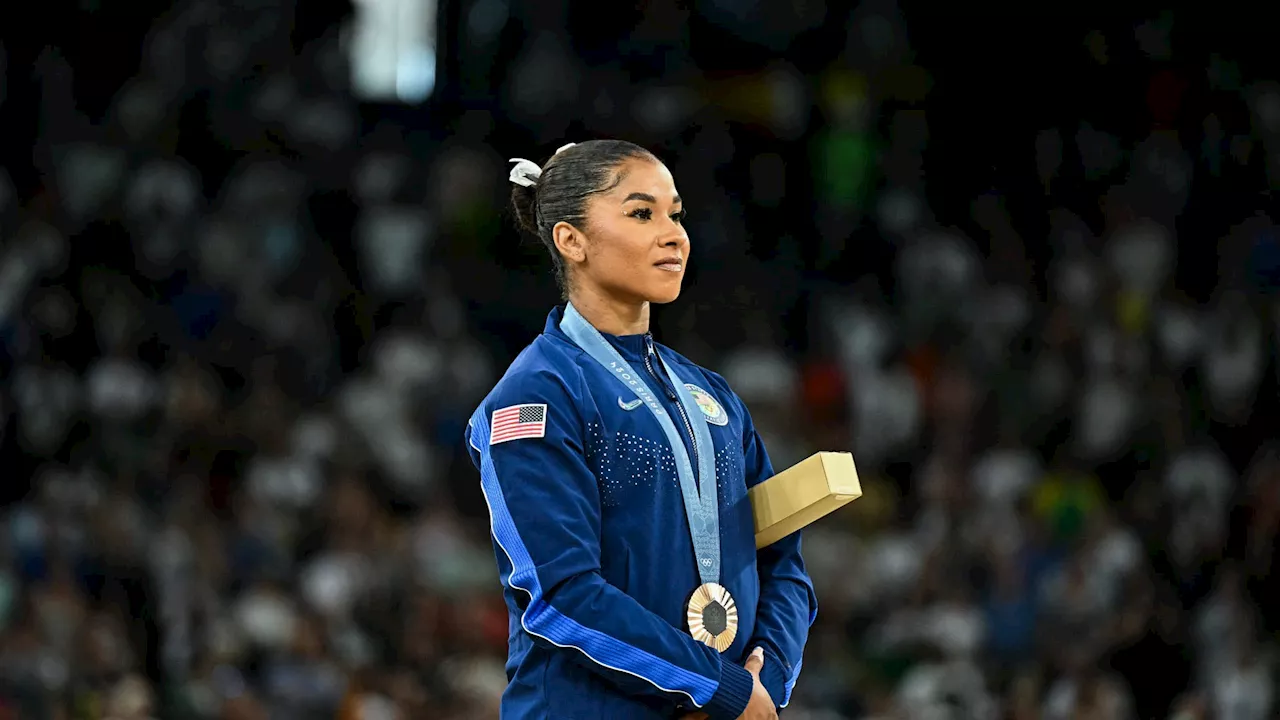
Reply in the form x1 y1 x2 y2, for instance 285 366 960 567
743 646 765 674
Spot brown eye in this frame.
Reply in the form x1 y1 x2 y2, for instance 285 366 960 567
628 208 653 220
671 210 687 223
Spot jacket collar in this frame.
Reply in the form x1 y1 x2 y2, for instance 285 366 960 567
544 305 651 362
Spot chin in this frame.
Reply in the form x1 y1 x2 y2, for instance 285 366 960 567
645 282 683 305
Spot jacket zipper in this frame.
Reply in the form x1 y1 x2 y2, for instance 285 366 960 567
644 334 700 494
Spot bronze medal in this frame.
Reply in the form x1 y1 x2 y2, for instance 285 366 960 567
686 582 738 652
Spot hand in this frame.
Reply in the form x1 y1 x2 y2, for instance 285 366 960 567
678 648 775 720
737 647 777 720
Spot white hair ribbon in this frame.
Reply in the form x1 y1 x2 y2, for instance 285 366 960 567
508 158 541 188
509 144 576 187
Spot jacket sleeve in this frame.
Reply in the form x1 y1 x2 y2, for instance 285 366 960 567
740 402 818 709
465 368 755 720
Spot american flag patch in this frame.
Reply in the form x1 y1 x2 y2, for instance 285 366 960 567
490 404 548 445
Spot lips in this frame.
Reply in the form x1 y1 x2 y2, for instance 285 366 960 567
654 256 683 272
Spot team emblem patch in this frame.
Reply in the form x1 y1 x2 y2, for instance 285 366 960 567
684 384 728 426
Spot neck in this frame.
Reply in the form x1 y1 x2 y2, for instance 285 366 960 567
569 286 650 335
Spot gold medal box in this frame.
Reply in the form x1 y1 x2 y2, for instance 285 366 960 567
750 452 862 549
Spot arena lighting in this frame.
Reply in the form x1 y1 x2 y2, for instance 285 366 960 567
348 0 438 104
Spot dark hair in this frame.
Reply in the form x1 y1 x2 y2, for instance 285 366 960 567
510 139 657 295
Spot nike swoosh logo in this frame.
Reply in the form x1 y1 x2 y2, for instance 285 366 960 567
618 397 643 411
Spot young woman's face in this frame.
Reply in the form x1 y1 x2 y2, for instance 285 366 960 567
571 158 689 305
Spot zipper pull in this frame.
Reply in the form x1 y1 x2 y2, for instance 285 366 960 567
644 334 678 401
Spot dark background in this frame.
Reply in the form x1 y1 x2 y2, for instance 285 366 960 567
1 1 1277 718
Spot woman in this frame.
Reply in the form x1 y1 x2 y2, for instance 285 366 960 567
465 140 816 720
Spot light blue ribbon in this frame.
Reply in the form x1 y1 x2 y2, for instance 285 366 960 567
560 303 721 586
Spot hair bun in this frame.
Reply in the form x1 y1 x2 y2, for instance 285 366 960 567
510 183 540 237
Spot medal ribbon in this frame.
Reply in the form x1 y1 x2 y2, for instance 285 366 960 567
561 303 721 587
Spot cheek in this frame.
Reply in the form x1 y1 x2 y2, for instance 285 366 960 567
623 238 653 270
594 231 647 274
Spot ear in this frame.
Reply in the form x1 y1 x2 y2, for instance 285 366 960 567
552 221 588 264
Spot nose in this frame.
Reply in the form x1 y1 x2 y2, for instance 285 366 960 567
659 222 687 248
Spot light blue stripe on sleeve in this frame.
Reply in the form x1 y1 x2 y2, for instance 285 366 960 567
780 580 816 708
781 659 803 707
471 413 720 707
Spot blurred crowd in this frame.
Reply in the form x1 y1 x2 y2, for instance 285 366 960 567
2 1 1280 719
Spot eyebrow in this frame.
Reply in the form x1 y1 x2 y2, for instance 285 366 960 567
622 192 682 204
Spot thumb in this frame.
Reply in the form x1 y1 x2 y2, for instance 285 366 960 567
743 646 765 674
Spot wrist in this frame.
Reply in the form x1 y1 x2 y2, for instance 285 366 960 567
702 658 754 720
756 647 787 709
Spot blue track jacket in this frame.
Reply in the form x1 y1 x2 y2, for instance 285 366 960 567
465 307 817 719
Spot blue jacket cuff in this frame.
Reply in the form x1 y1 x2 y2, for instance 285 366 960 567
704 659 754 720
758 647 788 709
